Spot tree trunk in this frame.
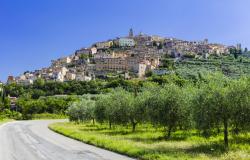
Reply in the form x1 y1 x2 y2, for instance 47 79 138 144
223 118 229 148
134 87 138 97
217 127 220 134
234 127 239 135
179 125 183 130
131 121 137 132
166 126 172 139
233 123 239 135
92 118 95 125
109 120 112 129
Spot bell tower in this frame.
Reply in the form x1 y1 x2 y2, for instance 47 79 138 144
129 28 134 37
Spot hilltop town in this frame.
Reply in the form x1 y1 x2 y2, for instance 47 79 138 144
7 29 241 85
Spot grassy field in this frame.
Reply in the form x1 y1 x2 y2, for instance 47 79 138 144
0 119 13 125
49 122 250 160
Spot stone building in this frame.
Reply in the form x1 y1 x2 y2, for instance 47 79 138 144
118 38 135 47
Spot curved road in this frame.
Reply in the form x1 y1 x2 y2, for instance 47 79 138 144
0 120 135 160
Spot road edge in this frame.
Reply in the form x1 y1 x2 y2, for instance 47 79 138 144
48 122 137 160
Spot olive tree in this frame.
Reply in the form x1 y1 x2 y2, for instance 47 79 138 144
94 94 110 124
95 88 150 131
147 83 188 139
193 76 230 147
193 75 250 148
67 98 95 124
95 91 126 129
227 78 250 134
128 89 151 132
109 88 131 126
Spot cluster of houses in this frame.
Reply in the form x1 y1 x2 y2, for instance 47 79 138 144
7 29 238 85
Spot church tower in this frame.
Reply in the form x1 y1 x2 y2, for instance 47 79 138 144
129 28 134 37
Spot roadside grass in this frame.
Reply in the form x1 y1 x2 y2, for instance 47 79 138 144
49 122 250 160
32 113 67 120
0 119 14 125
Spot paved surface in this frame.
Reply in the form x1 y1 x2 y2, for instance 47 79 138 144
0 120 135 160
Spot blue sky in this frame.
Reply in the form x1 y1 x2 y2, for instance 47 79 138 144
1 0 250 81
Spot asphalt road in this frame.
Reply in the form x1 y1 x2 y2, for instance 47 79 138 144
0 120 135 160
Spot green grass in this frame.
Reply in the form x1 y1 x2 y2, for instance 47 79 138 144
49 122 250 160
0 119 14 125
